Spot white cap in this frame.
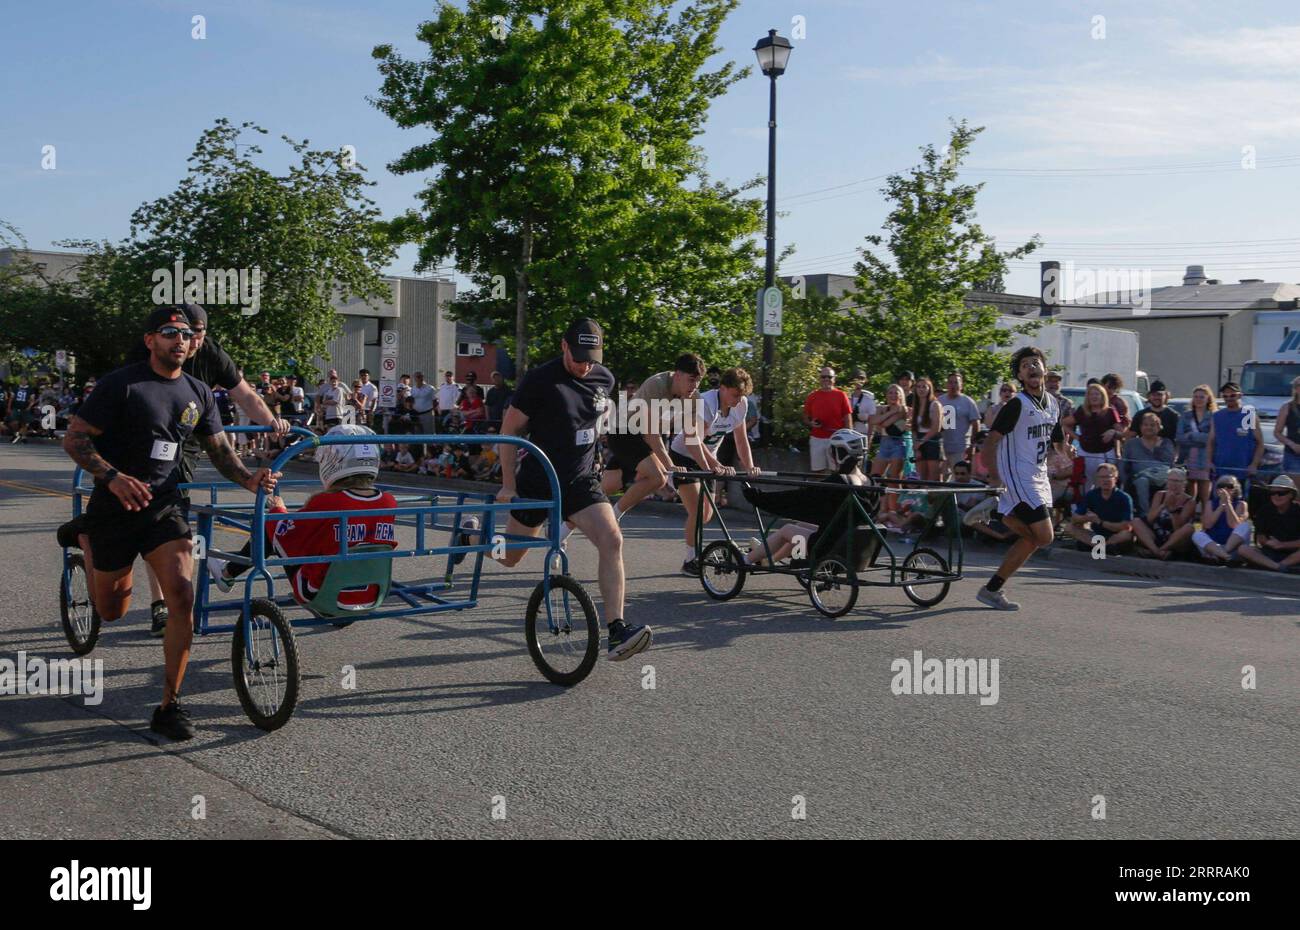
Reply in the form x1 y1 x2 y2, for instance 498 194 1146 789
317 424 380 488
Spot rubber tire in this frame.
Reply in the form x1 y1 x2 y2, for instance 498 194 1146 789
808 556 859 618
901 547 951 608
232 598 301 731
699 540 747 601
525 575 599 687
60 552 101 656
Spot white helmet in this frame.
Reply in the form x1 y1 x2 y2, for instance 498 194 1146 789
317 424 380 488
829 428 868 467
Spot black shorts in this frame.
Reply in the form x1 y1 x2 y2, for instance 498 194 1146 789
1261 546 1293 563
916 438 942 462
669 449 706 486
1008 502 1051 525
85 493 192 573
510 471 609 528
605 432 655 473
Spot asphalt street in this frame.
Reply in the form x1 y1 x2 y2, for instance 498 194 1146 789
1 440 1296 839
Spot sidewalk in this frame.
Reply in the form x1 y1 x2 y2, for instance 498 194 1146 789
285 459 1300 598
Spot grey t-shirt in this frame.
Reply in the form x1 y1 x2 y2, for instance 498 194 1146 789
939 393 981 453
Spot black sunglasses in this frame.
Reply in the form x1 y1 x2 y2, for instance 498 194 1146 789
1269 490 1293 497
156 326 194 339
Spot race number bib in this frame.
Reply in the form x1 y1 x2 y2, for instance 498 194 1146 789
151 439 178 461
575 428 595 445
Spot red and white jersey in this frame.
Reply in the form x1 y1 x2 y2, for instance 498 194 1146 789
269 488 398 605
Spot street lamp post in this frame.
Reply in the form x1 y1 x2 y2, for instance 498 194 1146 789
754 28 792 446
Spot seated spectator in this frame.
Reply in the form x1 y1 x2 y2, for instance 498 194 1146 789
1191 475 1251 563
1122 410 1176 512
878 478 933 535
1066 462 1135 554
392 445 421 474
1132 467 1196 559
1235 475 1300 572
379 443 398 470
949 460 988 521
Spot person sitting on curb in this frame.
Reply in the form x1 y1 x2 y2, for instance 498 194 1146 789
1132 466 1196 560
878 476 933 536
1122 410 1176 513
1065 462 1134 555
1233 474 1300 572
1191 475 1251 564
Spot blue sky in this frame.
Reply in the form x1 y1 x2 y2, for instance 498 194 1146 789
3 0 1299 296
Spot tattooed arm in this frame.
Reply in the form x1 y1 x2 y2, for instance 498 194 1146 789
62 415 153 510
199 431 280 493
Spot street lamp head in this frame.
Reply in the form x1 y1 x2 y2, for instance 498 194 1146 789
753 28 792 77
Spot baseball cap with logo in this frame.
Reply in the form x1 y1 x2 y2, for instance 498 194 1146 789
145 305 192 333
564 318 604 363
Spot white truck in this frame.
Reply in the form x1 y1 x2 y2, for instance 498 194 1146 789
1239 311 1300 419
995 317 1145 390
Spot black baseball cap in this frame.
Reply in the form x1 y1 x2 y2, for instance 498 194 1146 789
180 302 208 327
564 318 603 363
1149 380 1167 393
145 305 192 334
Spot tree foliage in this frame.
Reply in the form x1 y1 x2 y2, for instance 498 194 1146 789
371 0 764 376
59 119 396 378
820 121 1040 400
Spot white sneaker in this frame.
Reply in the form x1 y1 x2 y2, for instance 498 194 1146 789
207 557 232 593
976 586 1019 611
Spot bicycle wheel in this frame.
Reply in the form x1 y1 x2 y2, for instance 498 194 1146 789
808 556 859 618
525 575 599 686
901 547 950 607
59 553 101 656
699 540 746 601
232 598 301 731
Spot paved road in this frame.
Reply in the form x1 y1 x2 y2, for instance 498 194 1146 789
1 441 1295 838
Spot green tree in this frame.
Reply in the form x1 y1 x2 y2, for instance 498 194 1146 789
61 119 396 377
371 0 764 376
822 121 1040 400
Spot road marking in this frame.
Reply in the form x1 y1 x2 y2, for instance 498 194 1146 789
0 478 71 499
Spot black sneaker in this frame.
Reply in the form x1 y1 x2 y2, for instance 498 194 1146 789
150 701 195 740
57 516 87 549
681 558 700 577
607 620 652 661
450 516 480 568
150 601 168 637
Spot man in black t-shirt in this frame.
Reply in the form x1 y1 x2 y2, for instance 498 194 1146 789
1236 474 1300 571
62 306 280 741
128 303 288 631
492 318 651 661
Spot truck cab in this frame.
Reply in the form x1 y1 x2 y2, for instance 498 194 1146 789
1240 360 1300 419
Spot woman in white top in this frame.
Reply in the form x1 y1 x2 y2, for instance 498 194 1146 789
668 367 762 575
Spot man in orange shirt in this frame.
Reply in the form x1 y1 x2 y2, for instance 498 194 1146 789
803 366 853 473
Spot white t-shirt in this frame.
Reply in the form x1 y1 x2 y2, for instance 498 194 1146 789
357 381 378 409
396 450 415 466
851 389 877 425
670 389 747 458
290 386 305 413
318 384 349 419
436 382 462 411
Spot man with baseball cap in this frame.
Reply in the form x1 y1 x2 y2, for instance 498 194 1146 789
491 318 651 660
1234 474 1300 571
61 305 280 739
127 302 289 634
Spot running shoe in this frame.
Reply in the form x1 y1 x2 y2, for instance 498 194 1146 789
56 516 87 550
607 620 652 661
206 558 232 593
450 516 480 568
681 558 700 576
976 587 1020 611
150 600 168 637
150 701 195 741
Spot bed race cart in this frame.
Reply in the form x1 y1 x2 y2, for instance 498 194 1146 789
58 427 599 731
685 470 1003 617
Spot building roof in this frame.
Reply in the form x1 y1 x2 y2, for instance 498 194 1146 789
1060 280 1300 313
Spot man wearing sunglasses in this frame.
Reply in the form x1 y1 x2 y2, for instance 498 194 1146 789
1234 475 1300 571
60 306 280 740
1206 381 1263 487
803 367 853 473
126 302 289 634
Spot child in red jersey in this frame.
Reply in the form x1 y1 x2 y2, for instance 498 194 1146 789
208 425 398 607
